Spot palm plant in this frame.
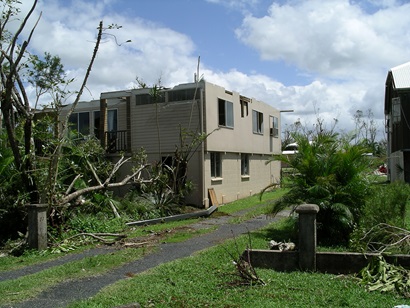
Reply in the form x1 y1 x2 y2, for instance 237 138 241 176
266 133 371 245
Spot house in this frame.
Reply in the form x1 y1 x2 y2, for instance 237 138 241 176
384 61 410 182
63 80 282 207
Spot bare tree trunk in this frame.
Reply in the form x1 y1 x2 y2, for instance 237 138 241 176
0 0 40 203
47 21 103 206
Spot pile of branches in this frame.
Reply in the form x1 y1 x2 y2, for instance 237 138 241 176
223 231 265 286
359 223 410 254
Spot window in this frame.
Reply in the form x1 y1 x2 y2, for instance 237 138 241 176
252 110 263 134
210 152 221 178
107 109 118 132
240 96 249 117
93 109 117 137
218 99 234 128
241 154 249 176
392 97 401 124
94 111 100 138
270 116 279 137
161 156 174 170
69 112 90 135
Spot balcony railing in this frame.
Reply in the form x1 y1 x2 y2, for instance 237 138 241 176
105 130 128 153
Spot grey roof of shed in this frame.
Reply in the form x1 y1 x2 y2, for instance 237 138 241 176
390 61 410 90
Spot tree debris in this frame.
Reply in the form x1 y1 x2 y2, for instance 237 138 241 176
223 230 265 286
269 240 296 251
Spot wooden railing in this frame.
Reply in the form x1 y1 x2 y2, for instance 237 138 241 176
105 130 128 153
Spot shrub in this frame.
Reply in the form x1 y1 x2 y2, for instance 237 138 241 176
350 181 410 253
0 132 28 245
266 133 371 246
66 213 126 234
361 182 409 229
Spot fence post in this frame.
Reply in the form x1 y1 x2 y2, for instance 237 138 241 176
295 204 319 271
27 204 48 250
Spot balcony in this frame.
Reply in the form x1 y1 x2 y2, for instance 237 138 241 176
105 130 129 153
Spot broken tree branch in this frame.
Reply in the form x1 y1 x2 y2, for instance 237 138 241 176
65 232 126 244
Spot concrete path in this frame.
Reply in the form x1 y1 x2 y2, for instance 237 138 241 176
1 209 290 308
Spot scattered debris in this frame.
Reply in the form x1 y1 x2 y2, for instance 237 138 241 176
223 230 265 286
359 255 410 298
65 233 126 245
269 240 296 251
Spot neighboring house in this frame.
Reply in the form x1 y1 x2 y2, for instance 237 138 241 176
384 61 410 183
63 80 282 207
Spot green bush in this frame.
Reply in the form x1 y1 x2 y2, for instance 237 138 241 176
118 190 162 221
361 181 410 229
66 213 126 234
350 181 410 253
0 132 28 245
266 133 371 246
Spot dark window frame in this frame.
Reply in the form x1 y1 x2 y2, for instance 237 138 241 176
211 152 222 178
252 110 264 134
241 153 249 176
218 98 234 128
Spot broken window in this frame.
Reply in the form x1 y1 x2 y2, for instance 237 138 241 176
252 110 263 134
218 98 234 128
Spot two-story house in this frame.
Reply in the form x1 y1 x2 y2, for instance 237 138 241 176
63 80 282 207
385 61 410 182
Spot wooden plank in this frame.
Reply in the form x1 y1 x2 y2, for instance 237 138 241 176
208 188 219 207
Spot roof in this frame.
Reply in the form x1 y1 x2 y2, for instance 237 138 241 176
390 61 410 90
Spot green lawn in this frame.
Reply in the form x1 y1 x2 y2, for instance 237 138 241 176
1 187 410 307
68 231 410 308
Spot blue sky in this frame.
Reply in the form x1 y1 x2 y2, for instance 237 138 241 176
17 0 410 139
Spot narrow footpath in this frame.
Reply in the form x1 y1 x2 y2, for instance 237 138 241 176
1 209 290 308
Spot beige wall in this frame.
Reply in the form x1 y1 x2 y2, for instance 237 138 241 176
203 82 282 155
200 81 282 206
203 152 281 205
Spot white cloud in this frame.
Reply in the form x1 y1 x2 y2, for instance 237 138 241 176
236 0 410 80
10 0 401 140
20 0 199 102
229 0 410 138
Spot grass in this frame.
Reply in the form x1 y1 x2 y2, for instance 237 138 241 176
217 189 287 215
0 244 94 272
0 218 214 273
0 222 216 307
217 189 289 224
67 232 410 308
2 186 410 307
0 247 150 306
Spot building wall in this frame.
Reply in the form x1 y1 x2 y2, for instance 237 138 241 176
200 81 282 206
203 152 280 205
203 82 282 155
126 87 204 206
62 81 282 208
129 99 202 154
123 81 282 207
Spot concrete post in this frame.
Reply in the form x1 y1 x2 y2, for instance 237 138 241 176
27 204 48 250
296 204 319 271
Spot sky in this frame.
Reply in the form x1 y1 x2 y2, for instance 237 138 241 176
14 0 410 140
